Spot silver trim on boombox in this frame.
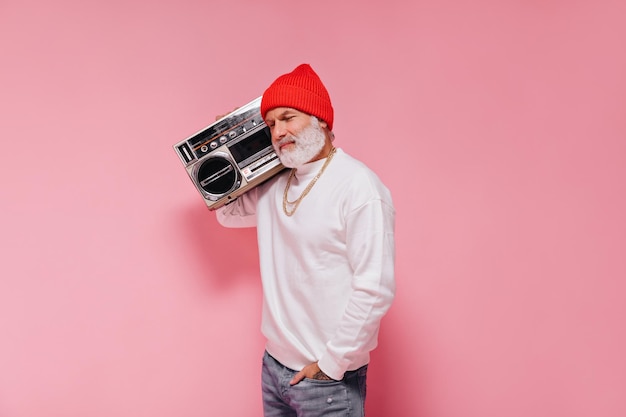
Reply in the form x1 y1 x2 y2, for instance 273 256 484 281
173 96 285 210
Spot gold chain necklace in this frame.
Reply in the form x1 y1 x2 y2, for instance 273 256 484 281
282 147 337 216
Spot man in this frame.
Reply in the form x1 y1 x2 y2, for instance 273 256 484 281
216 63 395 417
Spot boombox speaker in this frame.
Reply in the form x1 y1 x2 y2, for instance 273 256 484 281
173 96 285 210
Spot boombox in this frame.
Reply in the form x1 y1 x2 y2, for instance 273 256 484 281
173 97 285 210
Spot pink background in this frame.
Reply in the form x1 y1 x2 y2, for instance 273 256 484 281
1 1 625 416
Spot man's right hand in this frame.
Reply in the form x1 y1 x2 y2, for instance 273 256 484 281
215 107 239 121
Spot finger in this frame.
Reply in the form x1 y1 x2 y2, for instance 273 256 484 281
214 107 240 121
289 370 306 386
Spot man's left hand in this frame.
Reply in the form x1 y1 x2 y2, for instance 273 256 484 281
289 362 334 385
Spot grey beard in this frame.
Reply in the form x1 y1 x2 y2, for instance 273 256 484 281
274 117 326 168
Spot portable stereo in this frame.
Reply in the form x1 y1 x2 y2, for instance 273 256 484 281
173 96 285 210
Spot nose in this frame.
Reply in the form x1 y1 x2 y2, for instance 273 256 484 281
270 121 287 142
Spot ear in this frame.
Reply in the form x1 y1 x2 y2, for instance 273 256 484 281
319 119 328 129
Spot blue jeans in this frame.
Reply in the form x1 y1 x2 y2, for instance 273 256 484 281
262 351 368 417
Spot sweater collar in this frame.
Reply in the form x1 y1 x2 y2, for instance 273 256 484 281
293 148 341 178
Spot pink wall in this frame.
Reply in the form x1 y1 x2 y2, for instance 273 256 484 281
1 1 625 416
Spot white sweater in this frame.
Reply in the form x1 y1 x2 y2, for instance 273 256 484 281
216 148 395 380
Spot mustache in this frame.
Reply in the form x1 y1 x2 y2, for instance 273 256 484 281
275 136 296 149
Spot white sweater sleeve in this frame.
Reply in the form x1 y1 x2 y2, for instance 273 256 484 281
318 198 396 380
215 187 259 229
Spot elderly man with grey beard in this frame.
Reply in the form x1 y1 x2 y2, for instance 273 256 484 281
216 63 396 417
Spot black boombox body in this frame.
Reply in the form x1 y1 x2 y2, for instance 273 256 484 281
173 97 285 210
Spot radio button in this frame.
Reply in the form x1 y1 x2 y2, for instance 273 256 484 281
219 136 228 144
200 145 208 153
228 131 237 139
210 141 218 149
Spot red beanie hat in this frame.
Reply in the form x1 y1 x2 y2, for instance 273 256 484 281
261 64 334 130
